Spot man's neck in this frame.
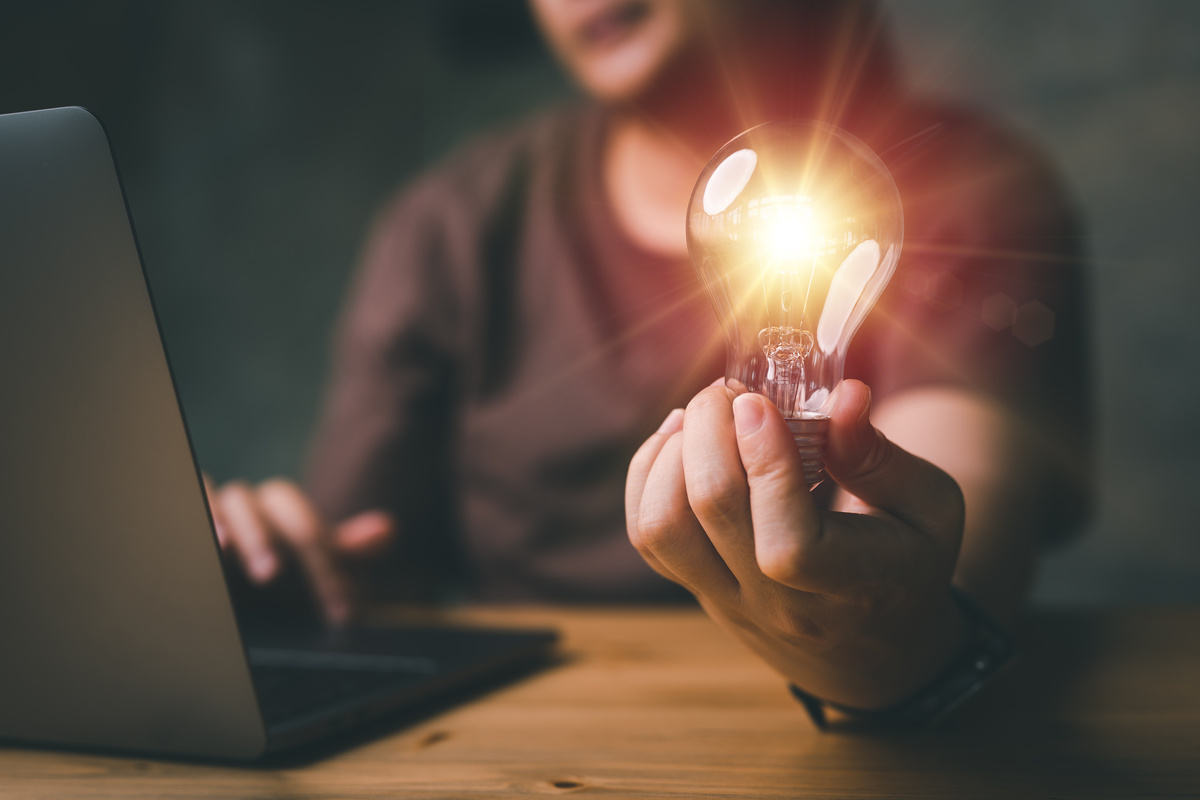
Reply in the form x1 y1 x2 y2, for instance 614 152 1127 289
602 111 707 260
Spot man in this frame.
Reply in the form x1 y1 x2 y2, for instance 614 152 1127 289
210 0 1090 716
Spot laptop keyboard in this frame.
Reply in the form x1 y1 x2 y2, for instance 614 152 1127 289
238 624 555 738
249 651 437 727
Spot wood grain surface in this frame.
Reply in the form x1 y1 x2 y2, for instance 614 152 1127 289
1 606 1197 798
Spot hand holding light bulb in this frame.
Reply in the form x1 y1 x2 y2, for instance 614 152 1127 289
625 121 970 712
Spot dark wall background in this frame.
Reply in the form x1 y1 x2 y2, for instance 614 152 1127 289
1 1 1196 604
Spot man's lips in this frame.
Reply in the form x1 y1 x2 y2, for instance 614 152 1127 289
577 0 652 50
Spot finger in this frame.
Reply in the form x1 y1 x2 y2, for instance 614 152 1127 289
203 474 229 550
626 409 684 543
626 409 687 584
681 386 760 580
824 380 964 542
216 482 280 583
334 510 396 558
255 480 352 625
733 391 945 596
636 432 738 600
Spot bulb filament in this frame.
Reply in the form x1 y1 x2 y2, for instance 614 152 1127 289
759 326 813 364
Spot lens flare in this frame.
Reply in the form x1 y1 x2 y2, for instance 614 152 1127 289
687 121 903 486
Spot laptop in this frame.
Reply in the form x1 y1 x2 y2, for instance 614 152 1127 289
0 106 557 761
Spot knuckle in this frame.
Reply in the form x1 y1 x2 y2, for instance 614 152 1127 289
628 433 668 479
214 484 259 535
846 590 890 619
832 428 895 489
218 480 252 504
285 519 321 548
634 506 680 552
746 457 798 491
626 523 653 558
687 474 747 524
623 503 640 543
853 430 896 482
773 608 827 644
628 444 653 477
685 386 727 416
256 481 321 545
756 538 809 587
257 477 299 504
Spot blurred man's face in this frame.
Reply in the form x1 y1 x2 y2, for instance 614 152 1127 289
529 0 702 102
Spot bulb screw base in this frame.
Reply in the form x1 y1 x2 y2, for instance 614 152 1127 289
787 416 829 488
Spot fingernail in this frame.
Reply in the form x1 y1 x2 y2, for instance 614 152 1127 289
858 386 873 424
732 393 765 436
251 553 277 582
710 376 726 387
657 408 684 435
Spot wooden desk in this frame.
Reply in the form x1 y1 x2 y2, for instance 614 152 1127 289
2 607 1198 798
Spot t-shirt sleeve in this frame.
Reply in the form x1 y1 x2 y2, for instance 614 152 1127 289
849 114 1093 540
303 182 465 595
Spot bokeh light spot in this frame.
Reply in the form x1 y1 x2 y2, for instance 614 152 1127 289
1011 300 1055 347
981 292 1017 330
931 272 963 309
904 269 931 298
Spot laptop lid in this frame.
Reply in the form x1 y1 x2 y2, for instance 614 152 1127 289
0 107 268 760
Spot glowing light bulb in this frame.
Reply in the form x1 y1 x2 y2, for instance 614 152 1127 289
687 121 904 486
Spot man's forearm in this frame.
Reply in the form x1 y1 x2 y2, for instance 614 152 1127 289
839 386 1046 627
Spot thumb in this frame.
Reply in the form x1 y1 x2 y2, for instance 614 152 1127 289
825 380 963 539
334 510 396 558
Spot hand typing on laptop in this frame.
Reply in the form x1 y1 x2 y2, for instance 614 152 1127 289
204 476 395 625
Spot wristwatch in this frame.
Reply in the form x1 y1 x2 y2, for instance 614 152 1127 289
789 586 1016 730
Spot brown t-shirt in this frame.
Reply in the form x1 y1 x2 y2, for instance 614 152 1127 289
304 102 1090 603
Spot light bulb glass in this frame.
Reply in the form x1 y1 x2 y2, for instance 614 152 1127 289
686 120 904 486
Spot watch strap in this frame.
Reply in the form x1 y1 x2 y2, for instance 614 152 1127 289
790 586 1016 730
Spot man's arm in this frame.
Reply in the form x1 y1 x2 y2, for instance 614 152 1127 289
625 379 1056 713
853 386 1046 628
